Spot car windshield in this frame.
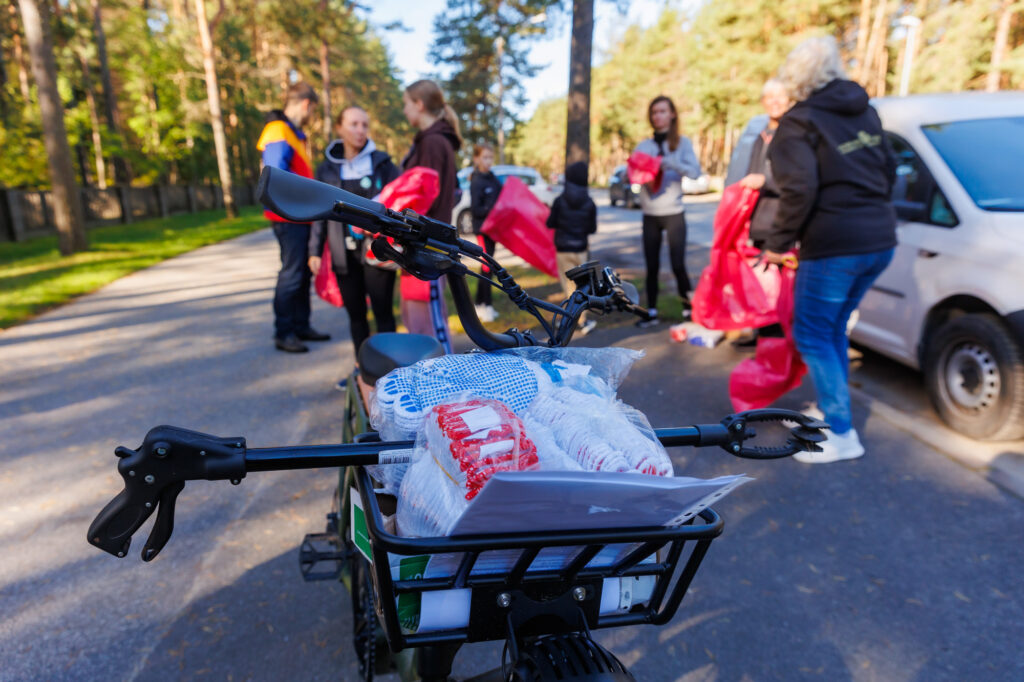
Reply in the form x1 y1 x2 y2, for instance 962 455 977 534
922 116 1024 211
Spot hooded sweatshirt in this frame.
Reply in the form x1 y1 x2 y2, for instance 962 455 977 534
766 79 897 260
308 138 400 274
546 162 597 253
401 118 462 223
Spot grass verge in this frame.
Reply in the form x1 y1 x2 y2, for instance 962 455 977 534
0 206 267 329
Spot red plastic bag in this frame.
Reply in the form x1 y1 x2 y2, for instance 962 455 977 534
379 166 441 214
400 272 432 301
480 176 558 279
692 184 780 331
728 266 806 411
627 151 663 194
379 167 442 302
314 243 343 307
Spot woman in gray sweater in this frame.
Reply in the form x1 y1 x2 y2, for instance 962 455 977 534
633 95 703 326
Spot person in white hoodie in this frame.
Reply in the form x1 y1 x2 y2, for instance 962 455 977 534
307 106 401 387
632 95 702 326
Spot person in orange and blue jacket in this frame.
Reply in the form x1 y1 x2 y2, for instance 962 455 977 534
257 82 331 353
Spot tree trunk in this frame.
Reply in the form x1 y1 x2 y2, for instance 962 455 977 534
987 0 1016 92
193 0 236 218
854 0 873 81
860 0 889 92
90 0 129 184
9 3 32 101
319 0 331 140
18 0 87 253
565 0 593 167
77 48 107 188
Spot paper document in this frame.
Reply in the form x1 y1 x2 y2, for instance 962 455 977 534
450 471 750 536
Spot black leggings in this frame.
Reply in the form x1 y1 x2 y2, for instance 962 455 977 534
335 248 397 355
642 212 691 309
475 234 496 306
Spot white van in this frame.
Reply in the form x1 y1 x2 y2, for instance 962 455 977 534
730 93 1024 440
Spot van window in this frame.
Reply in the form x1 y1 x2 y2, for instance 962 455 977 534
886 133 958 227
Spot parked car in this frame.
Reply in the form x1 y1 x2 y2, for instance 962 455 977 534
609 163 711 209
453 165 558 235
609 164 639 207
727 93 1024 440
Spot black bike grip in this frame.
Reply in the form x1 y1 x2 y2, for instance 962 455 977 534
141 480 185 562
257 166 386 224
87 476 160 558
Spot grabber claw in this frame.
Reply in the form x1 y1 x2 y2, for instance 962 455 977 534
719 408 830 460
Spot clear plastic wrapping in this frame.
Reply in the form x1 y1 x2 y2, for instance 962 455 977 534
397 397 539 538
367 347 673 529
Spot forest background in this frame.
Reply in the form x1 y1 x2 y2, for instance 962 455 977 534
2 0 1021 196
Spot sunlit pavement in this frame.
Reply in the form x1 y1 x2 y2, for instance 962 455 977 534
0 208 1022 681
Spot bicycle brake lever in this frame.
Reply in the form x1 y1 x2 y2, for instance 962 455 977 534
720 409 829 459
87 426 247 560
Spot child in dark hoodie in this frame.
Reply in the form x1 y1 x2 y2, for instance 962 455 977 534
546 161 598 334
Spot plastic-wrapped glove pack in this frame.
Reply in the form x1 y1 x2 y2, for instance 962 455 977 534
397 398 539 538
369 347 675 536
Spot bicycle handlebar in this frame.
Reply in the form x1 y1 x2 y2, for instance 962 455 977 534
256 167 650 348
87 410 827 561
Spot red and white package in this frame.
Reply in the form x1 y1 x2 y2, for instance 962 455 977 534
427 399 538 500
397 398 539 537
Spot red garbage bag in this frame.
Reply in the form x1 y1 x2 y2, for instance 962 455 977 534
480 176 558 279
627 151 663 194
729 266 807 411
314 243 343 307
379 166 441 214
400 273 432 301
692 184 779 331
379 167 442 302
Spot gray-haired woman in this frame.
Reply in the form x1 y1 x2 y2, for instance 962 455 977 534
762 36 897 464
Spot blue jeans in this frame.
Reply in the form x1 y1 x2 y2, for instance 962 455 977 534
793 249 894 434
272 222 312 339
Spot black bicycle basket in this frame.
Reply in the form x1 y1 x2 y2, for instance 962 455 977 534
350 465 724 652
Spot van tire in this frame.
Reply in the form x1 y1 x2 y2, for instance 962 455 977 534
923 313 1024 440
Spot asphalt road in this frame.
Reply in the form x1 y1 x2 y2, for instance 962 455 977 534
1 196 1022 682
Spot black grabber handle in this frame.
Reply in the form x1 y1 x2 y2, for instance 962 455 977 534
87 426 247 561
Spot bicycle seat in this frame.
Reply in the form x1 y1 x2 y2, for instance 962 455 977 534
358 333 444 385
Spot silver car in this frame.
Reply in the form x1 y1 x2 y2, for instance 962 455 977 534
453 165 559 235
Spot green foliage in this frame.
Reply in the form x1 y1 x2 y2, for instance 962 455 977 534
429 0 560 151
0 0 408 190
0 205 266 328
510 0 1019 182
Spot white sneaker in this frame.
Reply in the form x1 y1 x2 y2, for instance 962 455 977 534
578 319 597 336
793 428 864 464
486 305 499 321
802 404 825 422
475 304 495 322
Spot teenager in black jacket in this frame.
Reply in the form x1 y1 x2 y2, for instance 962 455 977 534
763 37 897 464
546 161 598 335
469 143 503 321
307 106 401 380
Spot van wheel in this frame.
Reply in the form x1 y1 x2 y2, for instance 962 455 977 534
923 313 1024 440
456 209 474 236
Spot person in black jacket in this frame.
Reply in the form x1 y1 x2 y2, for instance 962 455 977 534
732 78 792 349
469 142 502 322
763 36 897 464
307 106 401 383
546 161 598 335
